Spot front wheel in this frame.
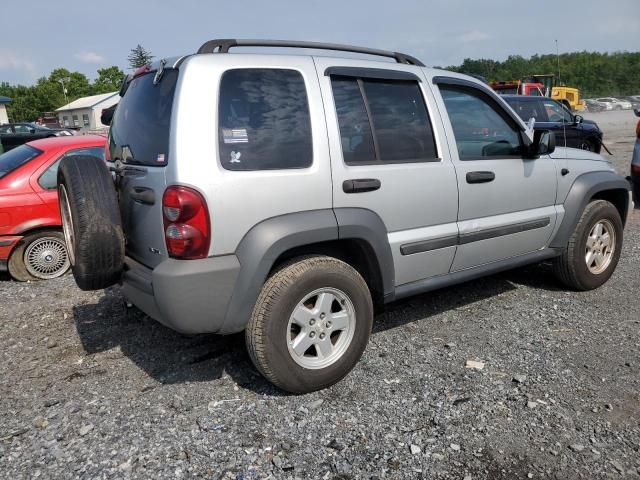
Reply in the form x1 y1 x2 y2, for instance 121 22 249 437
553 200 623 290
246 256 373 393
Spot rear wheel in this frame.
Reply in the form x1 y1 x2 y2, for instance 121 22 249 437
553 200 623 290
8 231 69 281
246 256 373 393
57 155 124 290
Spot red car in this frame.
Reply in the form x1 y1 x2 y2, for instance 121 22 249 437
0 135 106 281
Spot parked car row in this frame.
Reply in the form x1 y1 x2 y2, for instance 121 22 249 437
584 97 637 112
0 122 75 152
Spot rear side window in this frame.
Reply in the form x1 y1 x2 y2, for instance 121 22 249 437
0 144 42 179
39 147 105 189
331 77 438 164
218 69 312 171
109 69 178 166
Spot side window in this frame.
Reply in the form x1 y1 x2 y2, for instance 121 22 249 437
440 86 522 159
218 69 312 171
331 76 438 164
38 147 105 189
0 125 12 133
543 100 572 123
14 124 30 133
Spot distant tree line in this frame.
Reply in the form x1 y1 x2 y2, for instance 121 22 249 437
2 49 638 122
0 66 125 122
443 51 640 98
0 45 153 123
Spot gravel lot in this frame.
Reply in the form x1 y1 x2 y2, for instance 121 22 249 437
1 110 639 479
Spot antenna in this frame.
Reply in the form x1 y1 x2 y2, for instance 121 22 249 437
556 39 567 151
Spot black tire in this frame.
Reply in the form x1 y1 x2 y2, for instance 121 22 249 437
8 231 69 282
553 200 623 290
57 155 124 291
246 255 373 394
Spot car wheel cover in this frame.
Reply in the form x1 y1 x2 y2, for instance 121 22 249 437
585 219 615 274
24 236 69 279
286 287 356 369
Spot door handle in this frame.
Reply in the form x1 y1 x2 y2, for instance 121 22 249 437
342 178 381 193
130 186 155 205
466 171 495 184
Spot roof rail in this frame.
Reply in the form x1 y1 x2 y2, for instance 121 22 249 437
196 39 425 67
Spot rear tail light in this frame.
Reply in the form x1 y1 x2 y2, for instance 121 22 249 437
636 120 640 139
162 186 210 259
631 164 640 175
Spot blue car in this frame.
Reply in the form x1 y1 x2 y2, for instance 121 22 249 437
503 95 604 153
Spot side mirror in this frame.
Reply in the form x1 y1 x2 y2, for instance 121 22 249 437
29 128 36 134
574 114 583 124
527 129 556 158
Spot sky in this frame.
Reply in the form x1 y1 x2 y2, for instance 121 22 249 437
1 0 639 85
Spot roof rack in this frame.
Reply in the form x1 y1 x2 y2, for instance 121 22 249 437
196 39 425 67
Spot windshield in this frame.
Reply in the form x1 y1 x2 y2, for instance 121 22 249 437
0 144 42 178
109 69 178 166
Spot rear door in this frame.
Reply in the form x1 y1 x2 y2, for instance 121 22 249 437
315 58 459 286
109 68 178 268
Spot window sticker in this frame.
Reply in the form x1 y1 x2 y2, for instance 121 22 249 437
222 128 249 144
229 151 242 163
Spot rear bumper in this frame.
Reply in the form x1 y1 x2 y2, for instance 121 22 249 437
121 255 241 334
0 236 23 269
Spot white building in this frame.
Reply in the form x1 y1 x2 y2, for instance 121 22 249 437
56 92 118 134
0 96 11 124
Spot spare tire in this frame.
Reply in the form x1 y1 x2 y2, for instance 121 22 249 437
57 155 124 290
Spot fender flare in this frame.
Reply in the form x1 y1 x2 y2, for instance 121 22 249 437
219 208 394 334
550 170 631 248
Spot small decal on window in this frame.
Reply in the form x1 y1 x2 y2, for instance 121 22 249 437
229 151 242 163
157 153 165 163
222 128 249 144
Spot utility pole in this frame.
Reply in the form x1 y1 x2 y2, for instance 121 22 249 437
58 78 69 104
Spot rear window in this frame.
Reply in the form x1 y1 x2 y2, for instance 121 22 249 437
0 144 42 179
218 69 313 171
109 69 178 166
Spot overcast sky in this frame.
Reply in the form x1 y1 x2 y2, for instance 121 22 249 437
1 0 638 85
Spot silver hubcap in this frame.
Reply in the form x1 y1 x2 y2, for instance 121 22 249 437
59 185 76 266
585 219 615 274
286 287 356 369
24 237 69 279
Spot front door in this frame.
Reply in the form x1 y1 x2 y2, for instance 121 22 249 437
315 58 459 286
435 81 558 271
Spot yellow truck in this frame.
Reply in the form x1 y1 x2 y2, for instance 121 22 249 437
527 75 586 111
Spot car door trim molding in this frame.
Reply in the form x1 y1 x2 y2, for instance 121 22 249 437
400 217 551 255
400 235 459 255
458 217 551 244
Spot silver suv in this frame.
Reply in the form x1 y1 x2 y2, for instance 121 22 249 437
57 39 633 393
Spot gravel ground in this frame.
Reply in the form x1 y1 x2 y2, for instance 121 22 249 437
1 110 639 480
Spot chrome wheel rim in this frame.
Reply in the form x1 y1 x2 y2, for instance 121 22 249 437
286 287 356 369
24 236 70 279
59 185 76 266
585 219 615 274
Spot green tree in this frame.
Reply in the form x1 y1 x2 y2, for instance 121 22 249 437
127 44 154 69
93 66 125 93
